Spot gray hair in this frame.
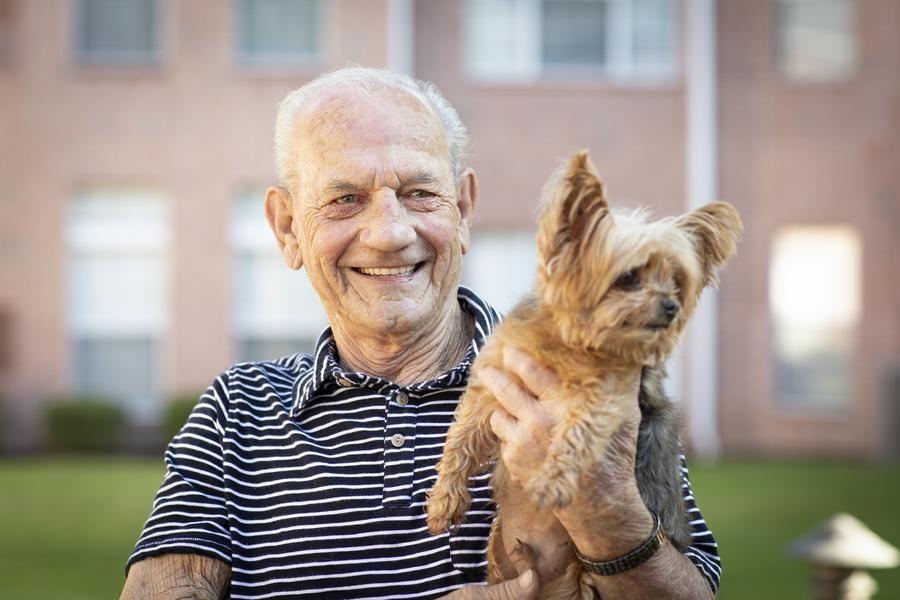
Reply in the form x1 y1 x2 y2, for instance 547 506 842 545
274 66 470 191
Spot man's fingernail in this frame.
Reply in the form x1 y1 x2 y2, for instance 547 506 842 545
518 569 533 587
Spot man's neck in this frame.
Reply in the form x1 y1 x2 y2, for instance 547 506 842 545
329 303 474 387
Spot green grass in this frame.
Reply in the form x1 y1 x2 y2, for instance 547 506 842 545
0 456 165 600
0 457 897 599
690 460 900 600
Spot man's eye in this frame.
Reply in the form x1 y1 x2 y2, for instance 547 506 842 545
334 194 358 205
615 270 639 289
408 189 435 199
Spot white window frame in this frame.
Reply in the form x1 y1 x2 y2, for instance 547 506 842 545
464 0 679 85
65 189 170 422
230 191 328 361
462 230 538 316
769 225 860 410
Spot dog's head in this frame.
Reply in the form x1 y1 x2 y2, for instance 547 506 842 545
536 151 743 365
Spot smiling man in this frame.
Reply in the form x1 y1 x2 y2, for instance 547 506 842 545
120 67 721 600
268 82 475 383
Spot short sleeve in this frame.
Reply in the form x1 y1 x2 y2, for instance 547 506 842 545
126 374 232 573
679 454 722 595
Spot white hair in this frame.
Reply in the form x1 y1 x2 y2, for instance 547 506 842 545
273 66 470 191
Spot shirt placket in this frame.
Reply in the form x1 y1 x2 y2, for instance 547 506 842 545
382 388 416 508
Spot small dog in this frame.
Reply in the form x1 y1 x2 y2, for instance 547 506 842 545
426 151 741 598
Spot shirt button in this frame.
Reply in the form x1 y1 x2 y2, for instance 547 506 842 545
337 377 352 387
396 392 409 406
390 433 405 448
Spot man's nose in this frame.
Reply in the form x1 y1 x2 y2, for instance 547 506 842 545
359 192 416 251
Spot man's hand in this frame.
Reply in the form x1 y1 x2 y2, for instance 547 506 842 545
479 345 643 515
441 570 538 600
478 347 716 599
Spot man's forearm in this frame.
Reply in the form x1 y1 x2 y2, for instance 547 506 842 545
584 541 715 600
557 487 715 599
120 554 230 600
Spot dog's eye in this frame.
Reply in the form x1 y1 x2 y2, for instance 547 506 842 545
615 270 640 289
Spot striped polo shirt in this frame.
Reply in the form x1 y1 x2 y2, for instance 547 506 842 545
127 287 722 598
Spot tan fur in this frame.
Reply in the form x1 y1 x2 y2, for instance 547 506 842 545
426 151 742 598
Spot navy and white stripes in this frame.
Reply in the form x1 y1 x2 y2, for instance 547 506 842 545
128 287 721 598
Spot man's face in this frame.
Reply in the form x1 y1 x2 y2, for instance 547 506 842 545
278 86 475 339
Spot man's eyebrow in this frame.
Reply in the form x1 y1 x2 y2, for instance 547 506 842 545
404 172 438 185
325 179 358 192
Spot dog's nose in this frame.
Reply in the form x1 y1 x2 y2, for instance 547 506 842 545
661 298 680 321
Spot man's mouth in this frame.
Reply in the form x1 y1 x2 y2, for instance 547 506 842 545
352 262 425 277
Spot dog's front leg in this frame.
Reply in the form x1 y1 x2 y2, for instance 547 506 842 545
427 381 499 534
525 385 628 509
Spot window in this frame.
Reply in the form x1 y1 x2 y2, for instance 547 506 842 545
230 192 328 361
776 0 856 81
462 231 538 315
75 0 159 65
465 0 677 82
769 226 860 409
238 0 322 65
66 190 169 422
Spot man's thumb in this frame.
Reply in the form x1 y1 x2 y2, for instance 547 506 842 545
485 569 539 600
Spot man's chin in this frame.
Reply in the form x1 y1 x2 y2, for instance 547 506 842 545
342 297 434 335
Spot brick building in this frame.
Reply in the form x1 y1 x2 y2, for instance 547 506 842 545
0 0 897 457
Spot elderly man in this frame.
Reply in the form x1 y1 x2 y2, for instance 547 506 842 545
121 67 721 599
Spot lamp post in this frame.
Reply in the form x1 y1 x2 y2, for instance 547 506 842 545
789 513 899 599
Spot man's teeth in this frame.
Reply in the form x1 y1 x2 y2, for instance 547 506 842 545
358 265 416 276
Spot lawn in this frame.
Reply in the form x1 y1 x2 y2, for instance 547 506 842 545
0 457 898 599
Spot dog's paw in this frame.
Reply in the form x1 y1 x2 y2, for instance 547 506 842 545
510 538 538 573
426 512 452 536
425 487 468 535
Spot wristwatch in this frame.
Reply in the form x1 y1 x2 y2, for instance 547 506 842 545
574 511 665 576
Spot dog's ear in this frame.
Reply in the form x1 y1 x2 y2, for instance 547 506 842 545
677 202 742 287
536 150 611 269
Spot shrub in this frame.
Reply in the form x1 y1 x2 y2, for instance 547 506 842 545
0 392 6 452
162 393 200 444
44 396 125 452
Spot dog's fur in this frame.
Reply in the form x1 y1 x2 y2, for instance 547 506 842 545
426 151 742 598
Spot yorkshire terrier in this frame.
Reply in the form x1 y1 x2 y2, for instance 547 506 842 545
426 151 741 598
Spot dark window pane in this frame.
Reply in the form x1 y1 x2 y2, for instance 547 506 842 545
241 0 320 61
774 324 853 409
542 0 605 67
632 0 674 67
78 0 157 63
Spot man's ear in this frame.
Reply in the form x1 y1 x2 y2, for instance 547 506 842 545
264 186 303 270
456 168 478 255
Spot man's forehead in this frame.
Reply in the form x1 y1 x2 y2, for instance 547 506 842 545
297 85 445 147
324 171 441 192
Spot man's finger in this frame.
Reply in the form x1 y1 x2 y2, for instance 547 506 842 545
489 409 518 443
502 347 560 400
478 366 537 420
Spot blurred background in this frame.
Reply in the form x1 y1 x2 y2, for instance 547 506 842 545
0 0 898 598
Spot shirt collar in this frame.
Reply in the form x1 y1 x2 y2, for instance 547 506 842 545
290 286 501 419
